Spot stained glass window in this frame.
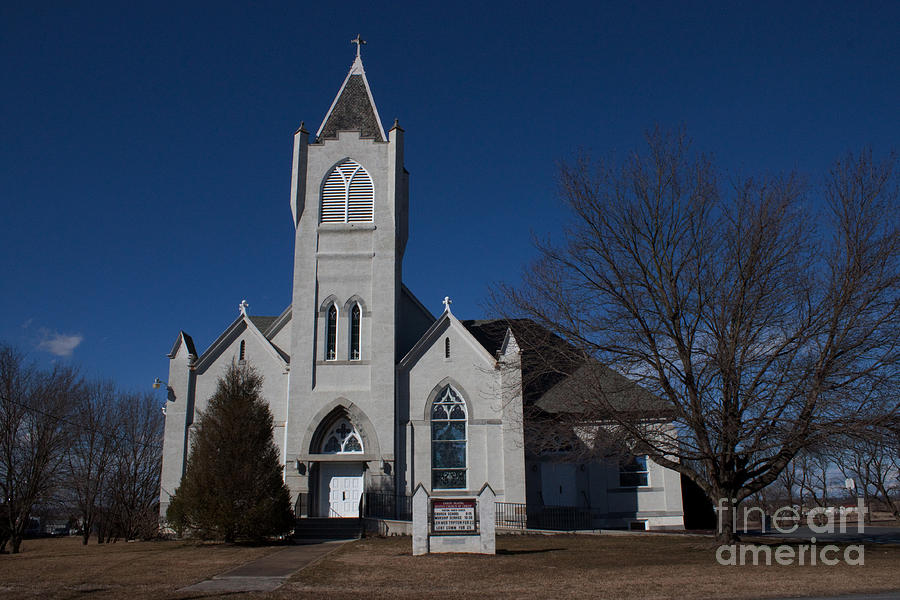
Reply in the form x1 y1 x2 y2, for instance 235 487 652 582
320 418 363 454
325 305 337 360
431 386 467 489
350 304 361 360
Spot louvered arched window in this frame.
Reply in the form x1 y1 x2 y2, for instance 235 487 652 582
321 158 374 223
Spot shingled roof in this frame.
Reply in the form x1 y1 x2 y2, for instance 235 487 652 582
248 315 278 335
316 55 386 143
461 319 670 416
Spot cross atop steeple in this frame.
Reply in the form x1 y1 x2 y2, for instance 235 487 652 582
442 296 453 313
351 34 366 59
239 299 249 316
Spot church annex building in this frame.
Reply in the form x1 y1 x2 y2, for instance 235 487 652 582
159 44 685 532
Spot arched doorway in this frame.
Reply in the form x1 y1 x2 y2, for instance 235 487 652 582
313 416 365 517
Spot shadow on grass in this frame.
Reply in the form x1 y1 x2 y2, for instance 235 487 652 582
176 592 253 600
210 538 297 548
496 547 564 555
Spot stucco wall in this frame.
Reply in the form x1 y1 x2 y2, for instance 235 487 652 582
285 128 405 502
400 317 525 502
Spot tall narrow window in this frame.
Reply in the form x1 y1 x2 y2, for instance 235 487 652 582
325 305 337 360
350 304 361 360
320 159 374 223
239 340 245 361
445 337 450 358
431 386 467 489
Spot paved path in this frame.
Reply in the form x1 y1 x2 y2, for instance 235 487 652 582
178 540 347 594
754 525 900 545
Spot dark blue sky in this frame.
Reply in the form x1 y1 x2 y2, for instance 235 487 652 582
2 1 897 393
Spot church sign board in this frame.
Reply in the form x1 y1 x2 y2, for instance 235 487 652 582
413 484 496 555
431 499 477 535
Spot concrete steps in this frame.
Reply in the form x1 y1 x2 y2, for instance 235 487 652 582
293 517 362 540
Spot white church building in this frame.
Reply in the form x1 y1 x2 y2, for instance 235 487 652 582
159 42 685 531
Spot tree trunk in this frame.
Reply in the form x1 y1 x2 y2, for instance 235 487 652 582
81 516 92 545
715 496 740 544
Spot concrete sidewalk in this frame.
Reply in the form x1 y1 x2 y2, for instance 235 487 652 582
178 540 347 594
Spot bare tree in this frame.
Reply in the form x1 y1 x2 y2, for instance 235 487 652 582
794 449 833 511
499 130 899 542
106 392 163 540
66 380 120 544
837 428 900 520
775 457 800 509
0 344 81 553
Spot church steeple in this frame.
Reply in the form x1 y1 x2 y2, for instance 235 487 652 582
316 35 387 143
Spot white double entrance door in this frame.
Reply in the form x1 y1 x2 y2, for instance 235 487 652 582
319 462 364 517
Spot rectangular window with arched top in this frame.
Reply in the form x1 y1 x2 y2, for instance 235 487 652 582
431 386 467 489
350 304 361 360
325 305 337 360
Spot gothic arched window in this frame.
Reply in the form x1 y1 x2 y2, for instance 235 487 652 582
320 418 364 454
320 158 374 223
431 386 467 489
350 303 361 360
325 304 338 361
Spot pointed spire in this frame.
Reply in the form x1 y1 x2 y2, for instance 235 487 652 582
316 36 387 143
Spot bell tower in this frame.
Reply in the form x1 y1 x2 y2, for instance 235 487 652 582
285 38 408 511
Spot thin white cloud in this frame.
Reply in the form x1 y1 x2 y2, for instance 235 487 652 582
21 318 33 329
37 331 84 357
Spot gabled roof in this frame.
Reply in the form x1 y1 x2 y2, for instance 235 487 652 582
316 54 386 143
249 316 278 334
401 283 435 323
192 310 289 372
265 305 292 340
167 331 197 359
461 319 669 415
398 306 497 370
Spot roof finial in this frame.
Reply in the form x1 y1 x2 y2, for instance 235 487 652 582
239 299 249 316
442 296 453 313
351 34 366 59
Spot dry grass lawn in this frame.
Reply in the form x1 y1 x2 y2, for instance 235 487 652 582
1 534 899 599
0 536 282 599
283 535 900 600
